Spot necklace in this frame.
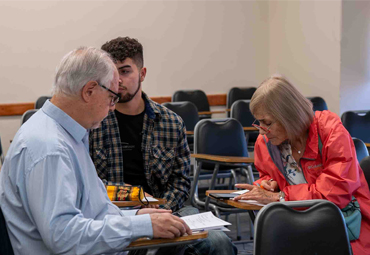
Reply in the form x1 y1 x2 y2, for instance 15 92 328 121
292 145 303 155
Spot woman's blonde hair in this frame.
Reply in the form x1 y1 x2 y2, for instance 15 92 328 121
250 75 314 142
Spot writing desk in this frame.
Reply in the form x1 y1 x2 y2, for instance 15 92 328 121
198 110 226 115
187 128 257 136
112 198 166 207
191 154 254 164
243 127 258 132
206 190 262 223
124 231 208 251
365 143 370 148
190 154 254 215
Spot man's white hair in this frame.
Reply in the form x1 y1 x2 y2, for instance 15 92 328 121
52 47 115 96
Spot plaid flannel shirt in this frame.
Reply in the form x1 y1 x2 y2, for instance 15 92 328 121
89 92 191 211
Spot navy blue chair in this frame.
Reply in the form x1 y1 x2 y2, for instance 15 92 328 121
172 90 211 120
0 136 4 165
227 87 256 117
353 138 369 163
307 97 328 112
162 101 199 151
0 208 14 255
35 96 51 109
360 156 370 188
230 100 258 151
254 200 351 255
21 109 38 125
342 111 370 143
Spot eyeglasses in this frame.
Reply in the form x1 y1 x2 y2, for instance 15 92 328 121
252 119 274 133
98 83 121 106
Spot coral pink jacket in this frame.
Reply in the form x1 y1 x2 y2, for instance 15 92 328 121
254 111 370 254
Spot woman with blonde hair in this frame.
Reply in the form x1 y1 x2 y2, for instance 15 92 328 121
234 75 370 254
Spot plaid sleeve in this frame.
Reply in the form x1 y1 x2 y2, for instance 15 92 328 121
159 120 191 211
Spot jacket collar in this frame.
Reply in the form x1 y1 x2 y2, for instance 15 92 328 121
302 113 319 160
142 92 161 121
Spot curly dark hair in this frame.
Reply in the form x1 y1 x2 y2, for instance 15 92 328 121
101 36 143 68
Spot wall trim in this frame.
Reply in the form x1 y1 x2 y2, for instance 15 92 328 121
0 93 227 116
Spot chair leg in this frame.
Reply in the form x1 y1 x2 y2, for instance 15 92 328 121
236 213 241 240
204 163 220 211
190 161 202 209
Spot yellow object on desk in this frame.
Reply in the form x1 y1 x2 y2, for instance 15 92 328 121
106 185 145 202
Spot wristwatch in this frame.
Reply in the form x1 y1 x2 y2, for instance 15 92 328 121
278 191 285 202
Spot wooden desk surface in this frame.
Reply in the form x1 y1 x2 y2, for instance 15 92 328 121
206 190 263 210
198 110 226 115
112 198 166 207
243 127 258 131
187 128 257 135
365 143 370 148
127 231 208 248
191 154 254 163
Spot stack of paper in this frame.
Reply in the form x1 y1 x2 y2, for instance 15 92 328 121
181 211 231 232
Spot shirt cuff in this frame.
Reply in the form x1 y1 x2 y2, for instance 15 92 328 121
130 214 153 239
120 209 139 216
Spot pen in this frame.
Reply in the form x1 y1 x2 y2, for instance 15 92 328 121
256 183 266 190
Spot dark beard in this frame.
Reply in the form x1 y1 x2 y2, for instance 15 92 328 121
118 81 141 103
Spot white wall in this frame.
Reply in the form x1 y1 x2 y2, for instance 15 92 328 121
0 0 270 154
268 0 342 114
340 0 370 115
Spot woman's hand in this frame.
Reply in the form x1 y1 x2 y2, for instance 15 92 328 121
234 183 279 204
260 179 278 192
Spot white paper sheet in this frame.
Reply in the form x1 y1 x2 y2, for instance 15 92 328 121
181 211 231 231
237 200 266 207
232 189 250 195
145 197 158 202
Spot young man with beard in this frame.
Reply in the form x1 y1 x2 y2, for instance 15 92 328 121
89 37 237 255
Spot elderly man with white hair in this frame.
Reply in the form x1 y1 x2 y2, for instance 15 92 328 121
0 47 191 255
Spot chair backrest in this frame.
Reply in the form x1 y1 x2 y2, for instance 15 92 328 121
0 135 4 165
35 96 51 109
352 137 369 163
230 100 254 127
0 208 14 255
227 87 256 117
360 156 370 188
194 118 248 157
307 97 328 111
342 111 370 143
21 109 38 125
254 200 351 255
162 101 199 131
172 90 210 112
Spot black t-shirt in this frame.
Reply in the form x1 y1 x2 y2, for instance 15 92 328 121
115 109 152 194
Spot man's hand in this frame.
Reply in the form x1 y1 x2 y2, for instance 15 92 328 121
150 213 192 239
137 208 172 215
234 183 279 204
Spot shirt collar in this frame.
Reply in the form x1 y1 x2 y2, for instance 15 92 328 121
42 100 88 143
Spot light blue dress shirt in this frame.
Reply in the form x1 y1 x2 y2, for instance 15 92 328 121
0 100 153 255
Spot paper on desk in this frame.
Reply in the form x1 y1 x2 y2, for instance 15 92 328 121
181 211 231 232
145 197 158 202
232 189 250 195
237 200 266 207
